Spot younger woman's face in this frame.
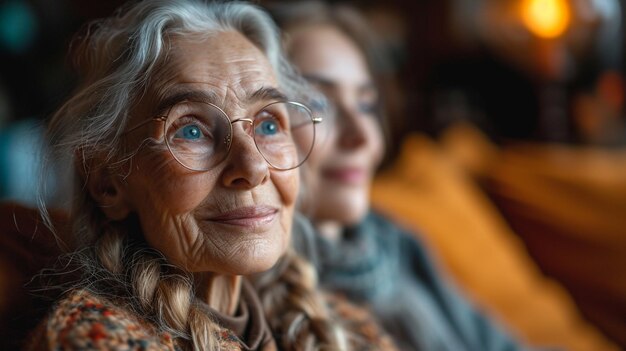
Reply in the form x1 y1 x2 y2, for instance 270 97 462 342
287 25 384 227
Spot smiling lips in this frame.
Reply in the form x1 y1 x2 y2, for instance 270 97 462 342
208 206 278 227
322 167 367 185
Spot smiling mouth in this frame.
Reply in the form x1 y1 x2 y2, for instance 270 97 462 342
322 167 367 185
207 206 278 227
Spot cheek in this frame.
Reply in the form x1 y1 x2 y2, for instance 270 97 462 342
271 168 299 209
271 169 299 240
306 128 336 177
123 156 221 270
298 128 340 207
123 152 218 250
129 150 218 214
152 175 214 213
363 119 385 169
121 119 212 215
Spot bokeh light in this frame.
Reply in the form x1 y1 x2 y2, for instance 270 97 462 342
521 0 571 39
0 1 37 54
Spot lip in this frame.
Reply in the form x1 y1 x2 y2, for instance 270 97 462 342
322 167 367 185
207 206 279 227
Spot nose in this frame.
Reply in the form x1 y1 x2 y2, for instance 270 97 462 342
220 122 270 189
336 104 368 150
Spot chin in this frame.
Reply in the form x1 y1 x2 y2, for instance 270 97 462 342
315 199 370 226
227 239 287 275
339 208 368 226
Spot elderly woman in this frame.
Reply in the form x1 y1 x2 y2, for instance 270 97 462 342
28 1 396 350
269 2 527 350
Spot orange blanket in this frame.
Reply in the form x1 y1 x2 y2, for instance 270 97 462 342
372 130 619 350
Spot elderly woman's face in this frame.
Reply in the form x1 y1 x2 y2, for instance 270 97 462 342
117 31 298 275
287 25 384 226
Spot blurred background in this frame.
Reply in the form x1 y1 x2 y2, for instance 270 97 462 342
0 0 624 349
1 0 625 202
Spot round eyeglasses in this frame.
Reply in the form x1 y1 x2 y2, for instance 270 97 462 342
127 100 322 171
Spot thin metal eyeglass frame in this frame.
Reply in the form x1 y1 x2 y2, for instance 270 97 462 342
124 100 323 172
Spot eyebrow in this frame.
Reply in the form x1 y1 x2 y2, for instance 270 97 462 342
302 74 335 86
155 90 220 114
249 87 288 104
155 86 288 114
302 74 335 89
303 73 377 93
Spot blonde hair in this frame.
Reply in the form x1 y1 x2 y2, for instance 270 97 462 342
255 249 349 350
40 0 346 349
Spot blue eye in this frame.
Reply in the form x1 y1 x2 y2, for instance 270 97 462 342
256 120 279 136
175 124 203 140
309 99 329 113
358 102 378 115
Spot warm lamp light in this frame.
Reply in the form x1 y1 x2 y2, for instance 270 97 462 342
521 0 571 39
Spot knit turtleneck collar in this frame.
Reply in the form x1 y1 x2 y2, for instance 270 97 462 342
196 279 275 350
315 214 399 302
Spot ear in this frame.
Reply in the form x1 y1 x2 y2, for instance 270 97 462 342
85 161 132 221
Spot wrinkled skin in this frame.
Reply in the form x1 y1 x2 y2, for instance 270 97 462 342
110 31 298 276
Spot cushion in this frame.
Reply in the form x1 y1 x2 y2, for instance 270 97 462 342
479 141 626 348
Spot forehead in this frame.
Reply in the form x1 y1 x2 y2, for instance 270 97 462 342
288 25 370 85
150 31 280 110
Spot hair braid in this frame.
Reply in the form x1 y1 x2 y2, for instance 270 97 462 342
91 225 222 350
255 250 349 350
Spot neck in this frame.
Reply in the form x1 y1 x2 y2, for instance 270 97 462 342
194 273 242 315
315 220 343 241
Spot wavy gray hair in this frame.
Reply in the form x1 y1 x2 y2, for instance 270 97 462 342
49 0 307 183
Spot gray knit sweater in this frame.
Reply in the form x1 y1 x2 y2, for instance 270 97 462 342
292 211 539 351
